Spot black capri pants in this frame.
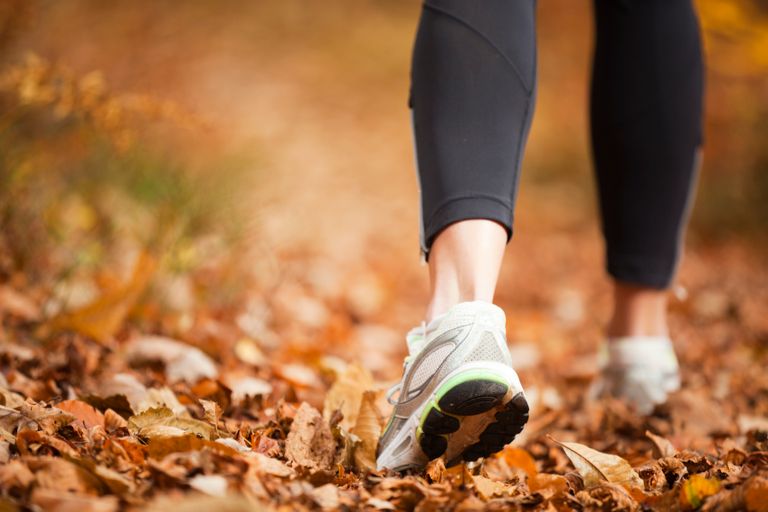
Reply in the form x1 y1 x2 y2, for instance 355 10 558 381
410 0 704 289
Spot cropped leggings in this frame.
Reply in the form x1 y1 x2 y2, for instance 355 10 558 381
410 0 704 288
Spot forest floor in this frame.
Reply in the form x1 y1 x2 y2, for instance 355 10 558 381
1 230 767 511
2 2 768 510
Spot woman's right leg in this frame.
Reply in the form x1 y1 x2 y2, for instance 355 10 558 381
376 0 537 472
410 0 537 323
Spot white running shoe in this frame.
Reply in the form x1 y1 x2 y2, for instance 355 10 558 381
376 301 529 472
595 336 681 414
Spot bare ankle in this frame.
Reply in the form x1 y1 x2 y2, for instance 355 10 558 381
607 281 670 338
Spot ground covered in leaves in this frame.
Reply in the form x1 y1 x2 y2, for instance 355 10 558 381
1 237 767 512
2 2 768 510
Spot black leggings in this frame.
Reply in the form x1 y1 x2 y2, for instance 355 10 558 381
410 0 704 288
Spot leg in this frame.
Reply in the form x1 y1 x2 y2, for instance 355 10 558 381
410 0 537 322
425 220 507 323
378 0 536 471
591 0 704 337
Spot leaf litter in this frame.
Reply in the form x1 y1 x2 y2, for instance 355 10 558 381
0 243 767 511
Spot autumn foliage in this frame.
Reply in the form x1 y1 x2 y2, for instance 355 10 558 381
1 1 767 511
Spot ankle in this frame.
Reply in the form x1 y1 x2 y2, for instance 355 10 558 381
607 281 670 338
425 292 492 324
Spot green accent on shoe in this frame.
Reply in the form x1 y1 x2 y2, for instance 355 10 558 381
434 369 509 403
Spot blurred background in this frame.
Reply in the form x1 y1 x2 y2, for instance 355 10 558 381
1 0 766 380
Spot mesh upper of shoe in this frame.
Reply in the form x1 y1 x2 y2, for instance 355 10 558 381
407 343 456 391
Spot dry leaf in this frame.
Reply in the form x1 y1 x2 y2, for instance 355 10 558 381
127 407 216 439
310 483 340 511
0 285 40 321
285 402 335 471
125 335 218 384
145 434 239 459
249 452 294 478
425 458 446 483
550 436 643 489
27 456 105 495
200 399 221 431
350 390 383 473
30 489 119 512
472 474 516 500
233 338 266 366
323 361 374 430
56 400 105 429
189 474 229 497
680 474 721 510
44 252 155 343
646 430 677 458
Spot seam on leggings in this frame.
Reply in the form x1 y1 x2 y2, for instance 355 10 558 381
669 146 703 280
422 3 534 94
510 97 534 209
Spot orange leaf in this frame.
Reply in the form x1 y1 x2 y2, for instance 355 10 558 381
44 252 155 343
56 400 105 429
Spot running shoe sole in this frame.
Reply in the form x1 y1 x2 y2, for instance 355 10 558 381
414 365 529 465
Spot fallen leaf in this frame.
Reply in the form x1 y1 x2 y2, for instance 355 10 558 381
189 474 229 497
310 483 340 511
143 494 261 512
200 399 221 434
145 434 239 459
233 338 266 366
227 376 272 403
680 474 721 510
350 390 383 473
425 458 446 483
646 430 677 458
472 474 516 500
103 409 128 432
30 488 119 512
285 402 335 472
56 400 105 429
44 252 155 343
249 452 294 478
550 436 643 489
127 407 216 440
323 361 374 430
0 285 40 321
26 456 105 495
125 335 218 384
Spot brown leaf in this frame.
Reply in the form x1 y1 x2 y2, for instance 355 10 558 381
310 483 341 511
285 402 335 472
103 409 128 433
0 285 40 321
425 457 446 483
322 361 373 431
646 430 677 458
56 400 105 429
575 482 639 511
249 452 295 478
472 474 517 500
127 407 216 440
125 335 218 384
550 436 643 489
701 475 768 512
350 390 383 473
26 456 105 495
44 251 155 343
145 434 239 459
200 399 221 435
30 489 119 512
